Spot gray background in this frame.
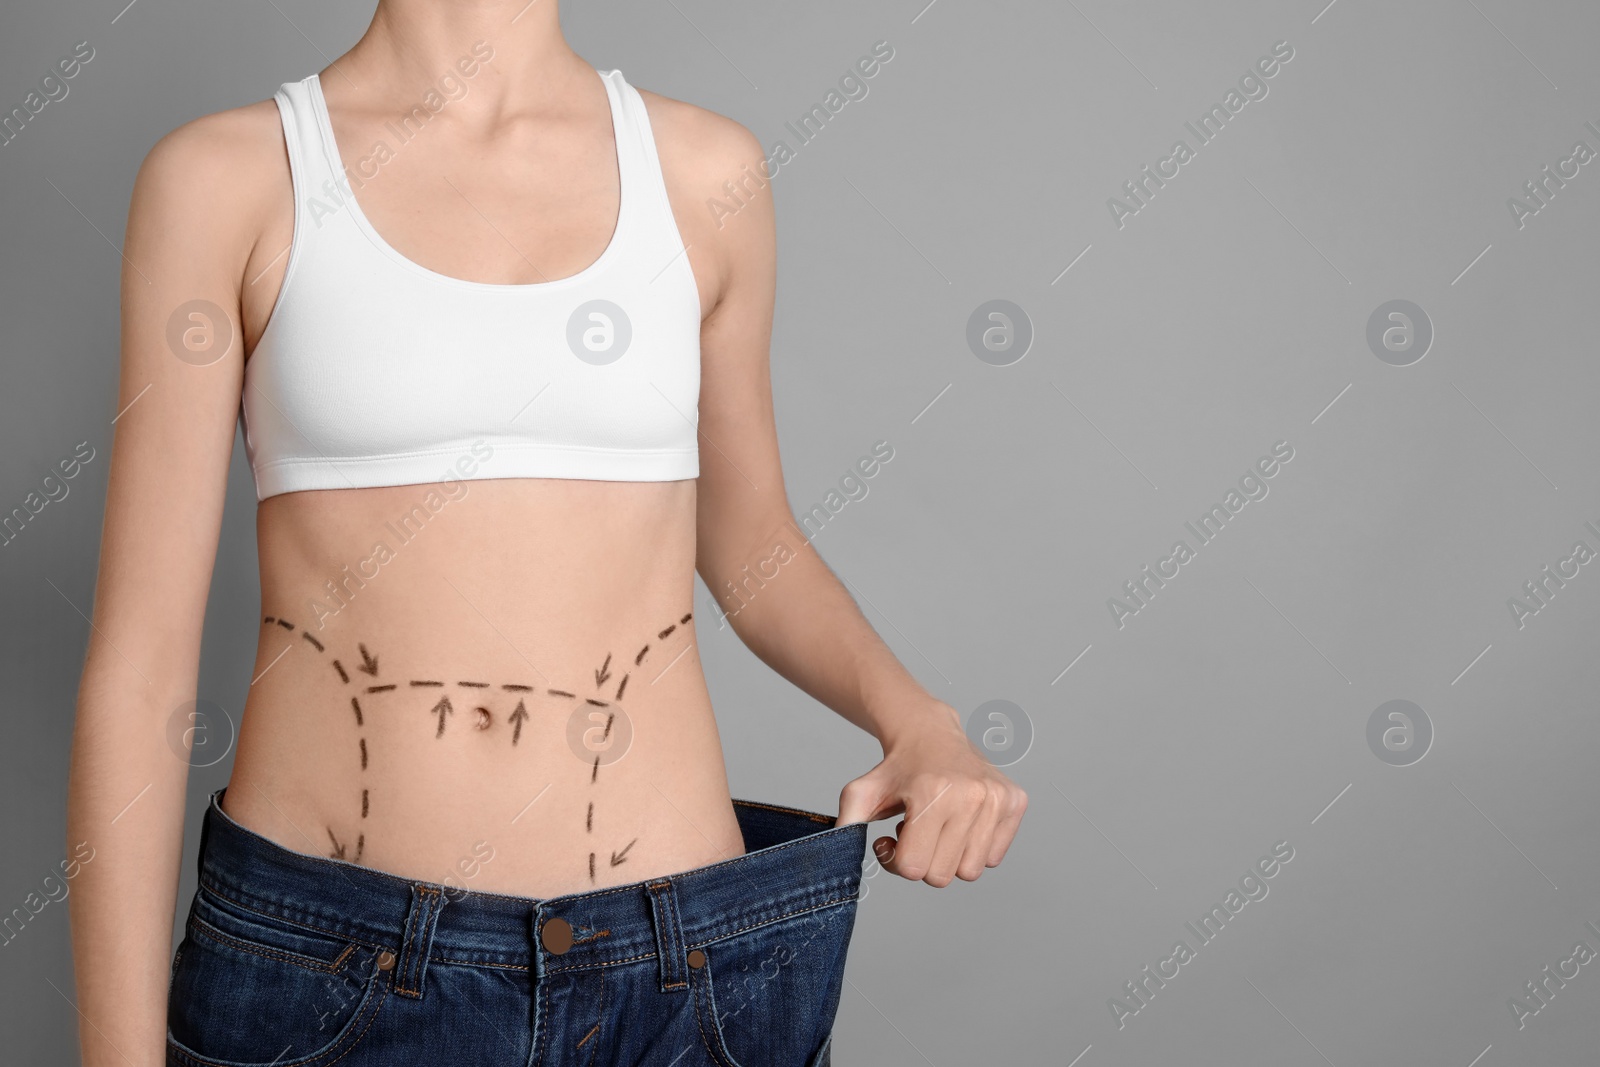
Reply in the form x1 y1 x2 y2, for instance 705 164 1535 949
3 0 1598 1064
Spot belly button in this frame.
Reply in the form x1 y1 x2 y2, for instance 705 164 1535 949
474 707 492 731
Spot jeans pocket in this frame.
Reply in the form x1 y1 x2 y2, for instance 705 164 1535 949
690 900 858 1067
166 886 389 1067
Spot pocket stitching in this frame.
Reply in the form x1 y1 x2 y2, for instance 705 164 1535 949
691 902 858 1067
187 913 348 975
199 877 381 951
166 964 389 1067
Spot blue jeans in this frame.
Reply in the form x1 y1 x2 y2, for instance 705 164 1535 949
167 791 866 1066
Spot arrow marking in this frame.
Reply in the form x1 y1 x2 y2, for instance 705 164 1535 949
431 695 454 738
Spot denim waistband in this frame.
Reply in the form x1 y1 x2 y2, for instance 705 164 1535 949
195 790 867 980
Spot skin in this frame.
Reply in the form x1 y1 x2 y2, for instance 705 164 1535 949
66 1 1026 1062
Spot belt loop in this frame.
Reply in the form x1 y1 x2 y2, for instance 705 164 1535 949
646 879 688 992
394 883 446 999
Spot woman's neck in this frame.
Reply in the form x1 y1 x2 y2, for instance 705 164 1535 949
336 0 587 109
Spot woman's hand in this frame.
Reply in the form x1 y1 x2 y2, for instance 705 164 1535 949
837 703 1028 887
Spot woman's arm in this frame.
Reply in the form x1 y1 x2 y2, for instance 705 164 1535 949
67 108 271 1066
664 112 1027 888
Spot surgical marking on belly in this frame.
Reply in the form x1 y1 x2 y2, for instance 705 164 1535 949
430 696 453 738
326 829 363 863
262 617 381 865
265 609 696 878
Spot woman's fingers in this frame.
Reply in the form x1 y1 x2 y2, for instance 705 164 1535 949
922 784 986 887
853 749 1029 888
985 784 1028 867
956 787 1005 882
875 779 1007 886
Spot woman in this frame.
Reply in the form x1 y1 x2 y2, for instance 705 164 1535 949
67 1 1027 1063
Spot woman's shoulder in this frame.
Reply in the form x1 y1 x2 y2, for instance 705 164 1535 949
631 83 773 295
131 91 289 238
633 84 766 188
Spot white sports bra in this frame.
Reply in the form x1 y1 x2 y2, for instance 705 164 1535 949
240 68 701 501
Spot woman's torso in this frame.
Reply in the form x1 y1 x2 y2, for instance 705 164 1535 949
223 56 741 898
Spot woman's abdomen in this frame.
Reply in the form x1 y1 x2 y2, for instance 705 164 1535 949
222 477 745 898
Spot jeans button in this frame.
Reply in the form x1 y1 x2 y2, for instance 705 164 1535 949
541 916 573 955
376 950 396 972
687 949 706 969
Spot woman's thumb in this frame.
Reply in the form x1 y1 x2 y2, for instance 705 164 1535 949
836 770 893 827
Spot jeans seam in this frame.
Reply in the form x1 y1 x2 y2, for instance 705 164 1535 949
200 877 385 952
690 953 743 1067
186 913 348 975
396 885 441 998
730 799 834 825
166 967 389 1067
690 895 858 949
